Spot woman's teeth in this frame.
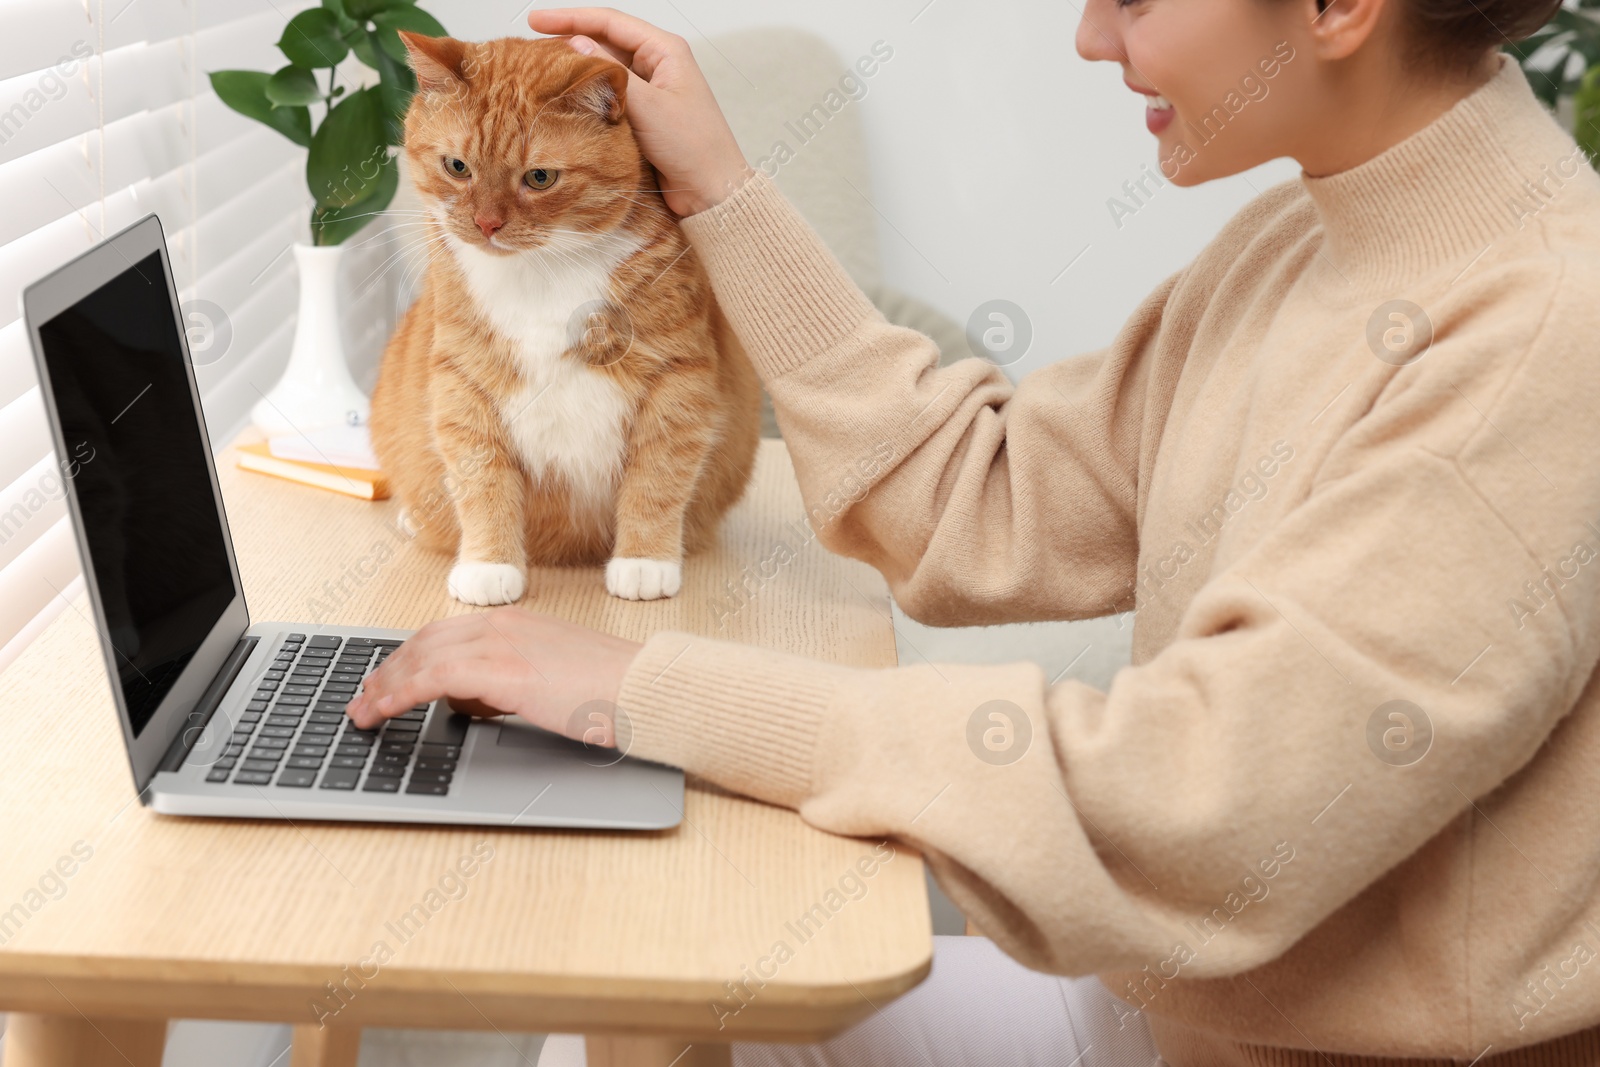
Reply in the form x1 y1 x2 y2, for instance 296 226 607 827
1146 94 1173 111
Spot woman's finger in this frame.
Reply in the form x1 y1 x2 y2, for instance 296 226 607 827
566 32 635 71
349 651 491 728
349 621 490 725
527 8 685 81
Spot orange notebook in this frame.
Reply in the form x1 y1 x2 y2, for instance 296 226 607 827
235 441 390 501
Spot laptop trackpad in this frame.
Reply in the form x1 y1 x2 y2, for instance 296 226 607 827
496 716 567 750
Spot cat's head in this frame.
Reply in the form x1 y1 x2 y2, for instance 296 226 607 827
398 34 644 255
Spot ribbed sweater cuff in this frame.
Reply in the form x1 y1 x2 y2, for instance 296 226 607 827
680 170 880 378
613 630 841 809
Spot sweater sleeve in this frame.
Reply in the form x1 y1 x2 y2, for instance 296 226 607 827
680 171 1198 625
617 256 1600 980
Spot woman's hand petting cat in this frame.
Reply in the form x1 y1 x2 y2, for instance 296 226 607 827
345 608 644 748
527 7 755 217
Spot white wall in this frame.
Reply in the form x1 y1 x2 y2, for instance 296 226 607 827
431 0 1299 381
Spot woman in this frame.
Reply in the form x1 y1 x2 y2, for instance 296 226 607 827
349 0 1600 1061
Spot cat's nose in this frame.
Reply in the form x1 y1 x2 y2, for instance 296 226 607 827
475 214 504 238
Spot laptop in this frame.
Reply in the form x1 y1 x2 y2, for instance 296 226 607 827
20 213 683 830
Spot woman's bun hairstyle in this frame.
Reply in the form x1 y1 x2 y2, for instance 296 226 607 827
1403 0 1566 73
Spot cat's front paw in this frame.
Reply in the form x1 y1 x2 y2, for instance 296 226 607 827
605 557 682 600
448 561 526 606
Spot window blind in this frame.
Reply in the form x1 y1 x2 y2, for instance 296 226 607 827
0 0 405 672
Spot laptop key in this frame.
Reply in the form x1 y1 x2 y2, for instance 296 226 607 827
420 744 461 760
421 709 470 747
293 746 331 759
277 769 316 787
287 633 307 642
363 778 401 793
331 756 369 769
241 758 281 773
416 758 456 772
287 756 325 770
259 726 297 738
206 768 231 782
274 695 311 706
256 679 278 690
234 771 272 785
253 737 290 749
224 744 246 757
263 670 285 682
321 769 360 790
334 746 371 760
246 701 269 712
303 723 339 735
309 713 345 725
406 782 449 796
252 690 274 702
409 771 452 784
266 715 301 727
368 764 404 778
281 685 319 697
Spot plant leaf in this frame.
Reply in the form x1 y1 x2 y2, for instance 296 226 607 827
278 7 349 68
322 0 355 27
367 26 418 145
311 153 399 245
1575 66 1600 170
372 6 447 62
209 70 312 146
344 0 416 19
343 21 379 68
307 86 389 209
265 64 322 107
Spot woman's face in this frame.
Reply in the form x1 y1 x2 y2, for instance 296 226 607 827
1076 0 1322 186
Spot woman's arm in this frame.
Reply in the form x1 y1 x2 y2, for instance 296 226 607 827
528 8 1204 623
350 259 1600 980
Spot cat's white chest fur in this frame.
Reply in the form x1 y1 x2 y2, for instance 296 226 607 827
446 230 641 522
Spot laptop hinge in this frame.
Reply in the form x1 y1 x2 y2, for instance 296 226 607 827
154 635 258 777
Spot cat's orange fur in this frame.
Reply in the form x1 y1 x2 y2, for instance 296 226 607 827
370 33 759 604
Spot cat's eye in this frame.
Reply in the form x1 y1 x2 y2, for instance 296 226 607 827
525 168 559 191
444 157 471 179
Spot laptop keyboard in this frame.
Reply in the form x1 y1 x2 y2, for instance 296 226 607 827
200 634 466 796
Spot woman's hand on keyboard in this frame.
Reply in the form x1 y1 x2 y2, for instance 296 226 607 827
344 607 643 748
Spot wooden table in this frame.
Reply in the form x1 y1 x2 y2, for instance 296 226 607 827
0 437 930 1067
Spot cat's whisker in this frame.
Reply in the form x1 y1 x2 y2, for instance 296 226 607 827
353 231 453 298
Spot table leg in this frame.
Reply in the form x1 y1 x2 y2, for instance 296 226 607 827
290 1023 362 1067
585 1034 732 1067
2 1013 167 1067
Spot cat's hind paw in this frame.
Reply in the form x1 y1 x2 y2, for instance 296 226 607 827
605 557 682 600
448 561 526 606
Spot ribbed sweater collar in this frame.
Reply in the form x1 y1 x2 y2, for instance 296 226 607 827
1299 53 1582 295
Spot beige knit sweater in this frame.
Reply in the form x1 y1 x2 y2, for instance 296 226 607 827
615 54 1600 1064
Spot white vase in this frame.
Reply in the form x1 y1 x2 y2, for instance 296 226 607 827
250 243 371 436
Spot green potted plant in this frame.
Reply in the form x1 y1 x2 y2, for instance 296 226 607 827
1510 0 1600 166
209 0 447 435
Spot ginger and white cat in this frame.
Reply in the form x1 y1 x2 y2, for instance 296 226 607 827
371 33 760 605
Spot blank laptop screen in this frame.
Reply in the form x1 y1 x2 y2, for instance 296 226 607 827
36 251 237 738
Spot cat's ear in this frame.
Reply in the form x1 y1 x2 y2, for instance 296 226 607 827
398 32 468 93
565 58 629 124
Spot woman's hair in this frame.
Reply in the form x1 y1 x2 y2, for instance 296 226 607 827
1399 0 1565 74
